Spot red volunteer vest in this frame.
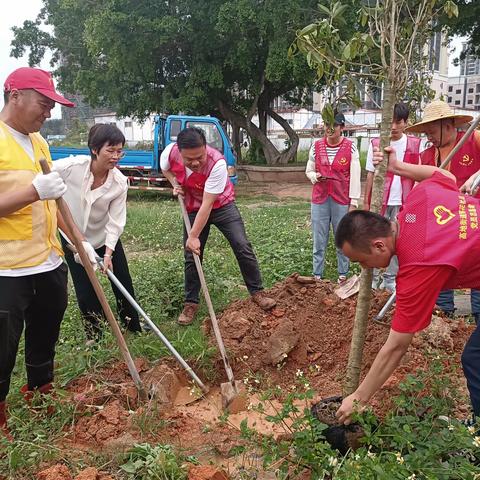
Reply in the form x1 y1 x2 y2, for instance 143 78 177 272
396 172 480 289
312 137 352 205
169 144 235 213
421 131 480 197
370 135 421 214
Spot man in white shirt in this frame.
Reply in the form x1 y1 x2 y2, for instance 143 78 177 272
161 127 276 325
363 103 422 292
0 67 74 438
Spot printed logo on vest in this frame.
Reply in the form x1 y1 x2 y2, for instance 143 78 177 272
339 157 348 165
433 205 456 225
459 154 473 166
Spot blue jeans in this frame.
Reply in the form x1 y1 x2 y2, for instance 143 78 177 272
372 205 400 291
311 198 349 278
436 289 480 315
462 321 480 415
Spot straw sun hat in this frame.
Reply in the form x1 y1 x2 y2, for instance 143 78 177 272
405 100 473 134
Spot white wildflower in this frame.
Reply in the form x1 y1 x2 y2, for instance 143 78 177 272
328 456 338 467
395 452 405 464
408 475 416 480
468 426 476 434
448 424 455 431
242 355 249 360
473 436 480 448
295 369 303 378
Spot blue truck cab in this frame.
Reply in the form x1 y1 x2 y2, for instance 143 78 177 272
50 114 238 190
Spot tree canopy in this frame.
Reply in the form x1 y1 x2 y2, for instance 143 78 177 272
11 0 358 164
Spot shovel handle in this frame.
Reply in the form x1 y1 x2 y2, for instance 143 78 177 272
178 195 236 386
440 114 480 170
39 159 147 401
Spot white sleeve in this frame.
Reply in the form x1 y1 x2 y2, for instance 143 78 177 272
305 144 317 184
51 155 80 180
365 141 375 172
349 143 361 207
104 183 128 250
204 160 228 194
160 143 175 171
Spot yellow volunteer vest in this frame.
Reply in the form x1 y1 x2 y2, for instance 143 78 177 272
0 121 62 269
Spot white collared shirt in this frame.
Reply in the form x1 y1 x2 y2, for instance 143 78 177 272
53 155 128 250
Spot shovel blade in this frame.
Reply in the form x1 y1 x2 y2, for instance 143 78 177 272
220 380 248 413
334 274 360 299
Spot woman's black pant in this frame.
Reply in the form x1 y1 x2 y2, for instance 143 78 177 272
62 238 141 339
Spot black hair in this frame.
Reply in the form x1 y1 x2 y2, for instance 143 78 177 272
393 103 409 123
335 210 392 253
177 127 206 150
88 123 125 159
3 92 9 105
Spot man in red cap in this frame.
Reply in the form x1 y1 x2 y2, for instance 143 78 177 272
0 67 75 439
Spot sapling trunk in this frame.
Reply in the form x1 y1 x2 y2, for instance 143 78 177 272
343 79 394 396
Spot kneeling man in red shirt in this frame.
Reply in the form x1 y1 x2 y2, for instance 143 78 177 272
335 146 480 424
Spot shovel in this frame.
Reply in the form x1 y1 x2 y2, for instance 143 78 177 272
178 195 247 413
334 274 360 299
39 159 147 402
59 230 209 405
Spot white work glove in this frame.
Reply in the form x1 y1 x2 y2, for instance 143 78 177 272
32 172 67 200
74 241 99 271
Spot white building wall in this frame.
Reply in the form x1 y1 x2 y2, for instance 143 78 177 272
93 113 156 146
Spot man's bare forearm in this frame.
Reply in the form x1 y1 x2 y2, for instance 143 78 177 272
0 186 39 218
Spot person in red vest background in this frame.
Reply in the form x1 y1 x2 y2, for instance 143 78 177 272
407 100 480 322
363 103 422 292
161 127 276 325
305 113 361 283
335 146 480 425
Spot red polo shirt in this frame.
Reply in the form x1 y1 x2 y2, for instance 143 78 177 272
392 172 480 333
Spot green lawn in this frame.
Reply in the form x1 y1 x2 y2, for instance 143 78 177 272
2 190 349 476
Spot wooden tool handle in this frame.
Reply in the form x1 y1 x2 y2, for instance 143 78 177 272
178 196 235 384
40 159 147 400
440 114 480 170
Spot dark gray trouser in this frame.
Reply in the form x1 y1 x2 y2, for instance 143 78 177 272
61 237 141 339
461 321 480 416
184 202 263 304
0 263 68 402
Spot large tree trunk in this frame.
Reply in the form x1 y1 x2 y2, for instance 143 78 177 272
218 99 281 165
343 78 394 396
230 121 242 163
265 106 299 165
258 108 268 134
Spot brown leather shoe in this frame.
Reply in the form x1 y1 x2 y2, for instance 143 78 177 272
252 292 276 311
177 302 199 325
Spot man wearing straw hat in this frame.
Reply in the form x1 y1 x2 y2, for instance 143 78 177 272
406 100 480 323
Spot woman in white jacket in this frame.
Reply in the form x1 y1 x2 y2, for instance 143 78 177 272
54 124 141 340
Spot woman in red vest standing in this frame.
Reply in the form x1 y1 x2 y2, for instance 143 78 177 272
407 100 480 322
305 113 361 283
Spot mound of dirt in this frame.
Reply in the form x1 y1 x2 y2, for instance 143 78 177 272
209 274 474 414
37 465 113 480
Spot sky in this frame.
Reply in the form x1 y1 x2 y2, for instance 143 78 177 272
0 1 471 120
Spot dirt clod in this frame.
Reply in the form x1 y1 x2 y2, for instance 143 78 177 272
37 465 72 480
188 465 230 480
266 320 300 365
73 467 114 480
143 364 181 404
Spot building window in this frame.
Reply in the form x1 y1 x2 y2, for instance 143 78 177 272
455 100 461 105
468 99 473 104
125 121 132 128
448 96 452 102
456 89 461 94
469 88 474 94
110 122 116 126
448 86 453 92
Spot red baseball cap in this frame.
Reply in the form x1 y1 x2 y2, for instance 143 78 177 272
4 67 75 108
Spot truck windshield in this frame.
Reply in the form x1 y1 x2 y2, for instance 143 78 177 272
186 121 223 152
